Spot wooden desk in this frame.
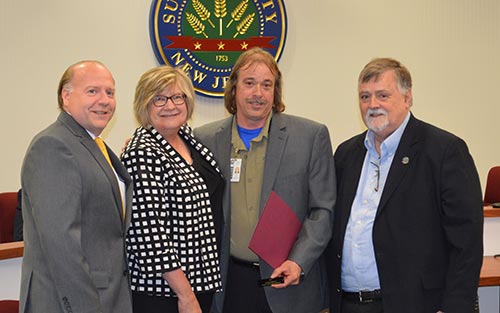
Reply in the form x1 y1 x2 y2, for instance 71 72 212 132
484 205 500 218
0 244 499 284
0 241 23 260
480 256 500 287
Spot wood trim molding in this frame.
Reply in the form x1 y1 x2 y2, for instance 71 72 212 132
484 205 500 218
0 241 24 260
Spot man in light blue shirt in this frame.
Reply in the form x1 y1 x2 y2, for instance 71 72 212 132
326 58 483 313
341 112 410 293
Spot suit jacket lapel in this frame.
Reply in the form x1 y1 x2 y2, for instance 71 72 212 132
339 136 367 235
85 138 126 222
376 115 420 217
214 118 233 181
260 114 287 212
109 151 132 225
58 112 126 223
180 124 224 177
214 117 234 225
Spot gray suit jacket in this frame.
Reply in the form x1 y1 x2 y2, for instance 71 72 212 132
20 112 133 313
195 113 336 313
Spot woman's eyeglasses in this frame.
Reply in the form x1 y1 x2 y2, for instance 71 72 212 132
151 94 186 107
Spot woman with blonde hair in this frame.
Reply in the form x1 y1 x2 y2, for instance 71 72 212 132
122 65 224 313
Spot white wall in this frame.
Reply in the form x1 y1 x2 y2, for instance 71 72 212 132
1 0 499 192
481 217 500 312
0 257 22 300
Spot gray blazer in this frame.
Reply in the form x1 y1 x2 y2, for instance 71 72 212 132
20 112 133 313
195 113 336 313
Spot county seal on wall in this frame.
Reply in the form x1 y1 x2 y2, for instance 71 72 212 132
150 0 287 97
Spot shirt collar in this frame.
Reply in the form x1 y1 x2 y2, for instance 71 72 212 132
87 130 98 140
231 112 273 148
364 111 411 158
259 111 272 139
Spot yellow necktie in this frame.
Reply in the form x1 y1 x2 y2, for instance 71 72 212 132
95 137 125 219
95 137 112 167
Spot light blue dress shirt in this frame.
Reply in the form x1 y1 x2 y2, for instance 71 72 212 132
341 112 411 292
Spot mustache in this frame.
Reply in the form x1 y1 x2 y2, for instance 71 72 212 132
248 98 266 105
366 108 388 117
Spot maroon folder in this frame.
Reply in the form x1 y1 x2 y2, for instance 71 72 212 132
248 191 302 268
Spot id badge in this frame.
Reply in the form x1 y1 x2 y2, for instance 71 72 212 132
230 158 242 182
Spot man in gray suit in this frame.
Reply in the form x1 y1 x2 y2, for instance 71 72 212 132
195 47 336 313
20 61 133 313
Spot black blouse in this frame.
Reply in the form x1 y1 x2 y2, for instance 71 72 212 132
189 143 225 249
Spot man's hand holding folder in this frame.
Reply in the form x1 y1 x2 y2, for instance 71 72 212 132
248 191 303 287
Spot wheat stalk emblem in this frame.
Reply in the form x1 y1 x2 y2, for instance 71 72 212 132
186 12 208 38
226 0 249 28
214 0 227 36
233 13 254 38
192 0 215 28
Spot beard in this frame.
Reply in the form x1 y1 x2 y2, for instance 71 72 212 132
364 108 389 133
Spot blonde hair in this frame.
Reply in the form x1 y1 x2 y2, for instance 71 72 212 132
134 66 195 127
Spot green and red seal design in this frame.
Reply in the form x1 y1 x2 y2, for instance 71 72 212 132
150 0 288 97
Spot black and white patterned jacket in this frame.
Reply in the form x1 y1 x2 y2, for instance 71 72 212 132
121 124 223 297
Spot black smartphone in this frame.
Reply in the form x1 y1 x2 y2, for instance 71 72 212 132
258 276 284 287
492 202 500 208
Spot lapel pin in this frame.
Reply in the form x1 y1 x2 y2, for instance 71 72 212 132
402 157 410 164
